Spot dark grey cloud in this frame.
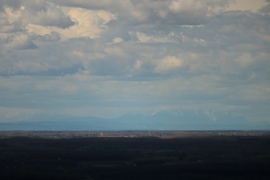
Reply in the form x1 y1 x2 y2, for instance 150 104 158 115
259 4 270 14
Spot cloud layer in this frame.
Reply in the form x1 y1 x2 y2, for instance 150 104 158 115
0 0 270 122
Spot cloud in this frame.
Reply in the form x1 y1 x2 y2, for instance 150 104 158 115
0 0 270 122
167 0 208 25
154 56 183 73
0 10 23 33
51 0 230 27
22 3 74 28
226 0 268 12
0 0 20 11
0 6 23 33
24 8 116 40
4 33 37 50
34 31 60 42
135 32 176 43
112 37 123 44
0 0 74 31
259 3 270 14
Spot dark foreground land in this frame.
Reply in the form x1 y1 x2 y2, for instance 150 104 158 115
0 131 270 179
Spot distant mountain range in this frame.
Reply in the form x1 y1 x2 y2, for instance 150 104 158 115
0 109 269 131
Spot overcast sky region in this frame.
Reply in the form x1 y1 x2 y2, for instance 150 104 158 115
0 0 270 122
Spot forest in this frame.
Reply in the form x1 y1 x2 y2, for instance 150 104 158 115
0 133 270 179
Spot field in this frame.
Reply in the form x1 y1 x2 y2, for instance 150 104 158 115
0 131 270 179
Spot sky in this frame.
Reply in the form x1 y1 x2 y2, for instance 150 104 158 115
0 0 270 122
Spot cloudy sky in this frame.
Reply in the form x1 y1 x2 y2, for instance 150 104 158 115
0 0 270 122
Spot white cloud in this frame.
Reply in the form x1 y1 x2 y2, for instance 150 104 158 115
136 32 176 43
25 8 116 40
154 56 183 73
64 8 115 39
112 37 123 44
